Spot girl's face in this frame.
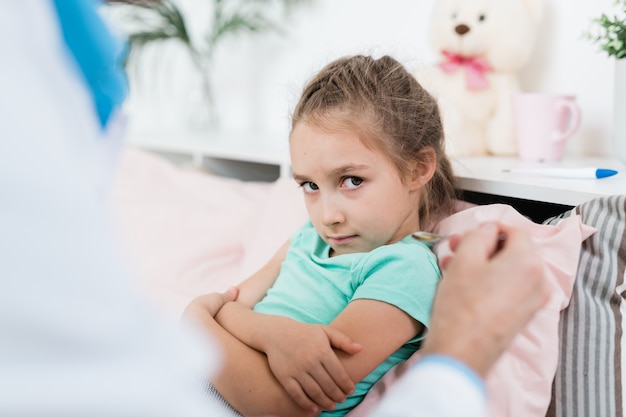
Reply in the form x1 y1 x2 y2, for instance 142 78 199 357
290 123 423 256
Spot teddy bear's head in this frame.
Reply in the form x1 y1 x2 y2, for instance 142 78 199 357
429 0 542 72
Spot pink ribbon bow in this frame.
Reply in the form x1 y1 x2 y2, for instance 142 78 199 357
439 50 492 90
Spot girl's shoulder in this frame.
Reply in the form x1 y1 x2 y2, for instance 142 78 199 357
371 234 436 259
354 236 439 278
288 220 329 258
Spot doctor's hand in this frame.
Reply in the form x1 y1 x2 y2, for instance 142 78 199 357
423 223 551 378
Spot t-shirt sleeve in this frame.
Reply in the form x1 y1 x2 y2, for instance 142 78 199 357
289 221 311 243
351 242 440 330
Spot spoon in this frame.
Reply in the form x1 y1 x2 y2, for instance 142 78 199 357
412 230 507 249
411 231 449 247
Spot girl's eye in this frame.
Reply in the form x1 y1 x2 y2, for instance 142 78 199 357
478 14 486 22
300 181 319 193
342 176 363 190
451 12 457 20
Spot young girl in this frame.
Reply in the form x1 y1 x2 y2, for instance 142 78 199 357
183 54 458 417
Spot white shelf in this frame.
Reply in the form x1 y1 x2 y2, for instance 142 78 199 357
126 127 626 207
452 156 626 206
126 128 291 179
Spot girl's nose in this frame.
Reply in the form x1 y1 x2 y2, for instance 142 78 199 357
320 194 345 226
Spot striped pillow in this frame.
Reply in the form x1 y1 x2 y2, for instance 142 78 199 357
544 195 626 417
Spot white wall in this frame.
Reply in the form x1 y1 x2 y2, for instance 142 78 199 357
123 0 619 157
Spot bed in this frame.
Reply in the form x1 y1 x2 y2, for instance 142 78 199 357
111 146 626 417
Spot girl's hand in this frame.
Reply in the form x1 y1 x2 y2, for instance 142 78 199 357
262 317 361 412
182 287 239 320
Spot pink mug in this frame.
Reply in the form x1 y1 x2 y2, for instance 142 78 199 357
513 93 581 161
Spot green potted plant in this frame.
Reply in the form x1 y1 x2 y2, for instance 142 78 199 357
586 0 626 163
107 0 307 128
586 0 626 59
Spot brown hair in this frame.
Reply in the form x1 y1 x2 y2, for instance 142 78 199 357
290 55 458 226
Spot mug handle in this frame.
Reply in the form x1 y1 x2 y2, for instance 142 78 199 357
552 99 581 143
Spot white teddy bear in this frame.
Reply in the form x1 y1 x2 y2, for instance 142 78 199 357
416 0 543 157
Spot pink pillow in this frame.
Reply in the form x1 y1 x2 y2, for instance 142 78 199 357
349 204 595 417
238 178 308 278
110 148 275 315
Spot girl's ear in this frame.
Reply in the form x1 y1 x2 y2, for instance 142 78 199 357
408 147 437 190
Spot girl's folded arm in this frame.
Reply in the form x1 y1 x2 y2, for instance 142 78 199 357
186 241 323 417
217 302 360 412
200 310 321 417
330 298 423 384
210 297 419 417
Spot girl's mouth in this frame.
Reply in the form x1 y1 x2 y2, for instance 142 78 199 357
328 235 358 245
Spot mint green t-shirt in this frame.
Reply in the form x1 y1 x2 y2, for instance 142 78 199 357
253 221 440 416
